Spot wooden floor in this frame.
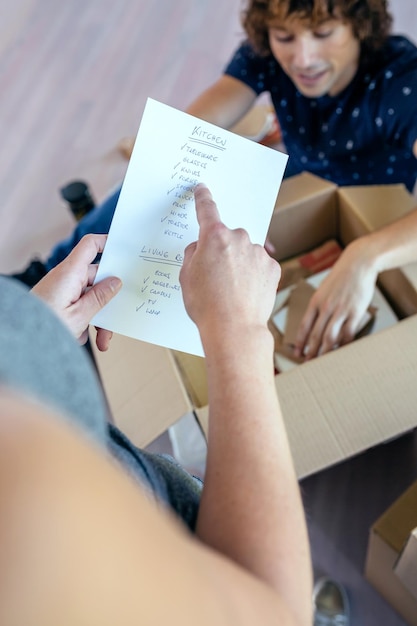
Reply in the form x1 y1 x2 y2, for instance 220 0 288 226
0 0 245 271
2 2 417 624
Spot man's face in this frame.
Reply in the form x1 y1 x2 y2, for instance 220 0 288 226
268 15 360 97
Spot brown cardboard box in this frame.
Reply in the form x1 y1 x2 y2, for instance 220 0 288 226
91 334 192 448
365 480 417 626
93 172 417 476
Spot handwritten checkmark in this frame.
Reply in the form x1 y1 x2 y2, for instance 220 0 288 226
174 162 181 169
161 215 168 222
181 143 187 150
167 187 175 195
143 276 150 283
141 286 148 293
171 172 178 179
135 302 145 312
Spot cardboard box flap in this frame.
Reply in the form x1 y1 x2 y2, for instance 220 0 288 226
270 173 338 261
171 316 417 480
92 333 192 448
395 527 417 599
378 266 417 319
276 315 417 478
373 480 417 553
172 351 208 408
338 184 416 232
402 261 417 295
365 482 417 626
274 171 337 209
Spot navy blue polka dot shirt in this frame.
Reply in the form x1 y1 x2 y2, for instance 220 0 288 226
225 36 417 192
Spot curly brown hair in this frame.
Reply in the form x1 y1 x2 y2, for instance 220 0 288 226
242 0 392 57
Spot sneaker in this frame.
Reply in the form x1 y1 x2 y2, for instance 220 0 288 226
11 259 47 287
313 577 350 626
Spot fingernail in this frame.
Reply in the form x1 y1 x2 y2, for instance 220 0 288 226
110 277 122 292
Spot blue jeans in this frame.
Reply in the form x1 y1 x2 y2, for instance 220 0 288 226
46 185 122 270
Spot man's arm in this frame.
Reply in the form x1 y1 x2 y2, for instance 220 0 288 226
186 75 257 127
294 205 417 358
180 184 312 626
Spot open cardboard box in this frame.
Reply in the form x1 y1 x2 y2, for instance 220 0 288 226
365 480 417 626
93 172 417 478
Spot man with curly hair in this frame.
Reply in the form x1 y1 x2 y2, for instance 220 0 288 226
14 0 417 360
186 0 417 361
190 0 411 188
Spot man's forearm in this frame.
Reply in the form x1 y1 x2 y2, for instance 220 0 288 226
196 327 312 626
185 76 257 129
361 206 417 274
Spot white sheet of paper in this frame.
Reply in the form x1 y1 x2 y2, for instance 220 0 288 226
92 98 288 356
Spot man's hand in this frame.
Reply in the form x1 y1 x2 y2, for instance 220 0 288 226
179 184 281 349
293 239 378 359
32 234 122 351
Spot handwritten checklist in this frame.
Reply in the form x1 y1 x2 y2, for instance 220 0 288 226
92 98 288 356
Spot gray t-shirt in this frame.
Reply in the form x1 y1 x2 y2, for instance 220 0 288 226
0 277 201 531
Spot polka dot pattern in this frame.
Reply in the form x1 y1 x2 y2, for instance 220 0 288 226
225 36 417 191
